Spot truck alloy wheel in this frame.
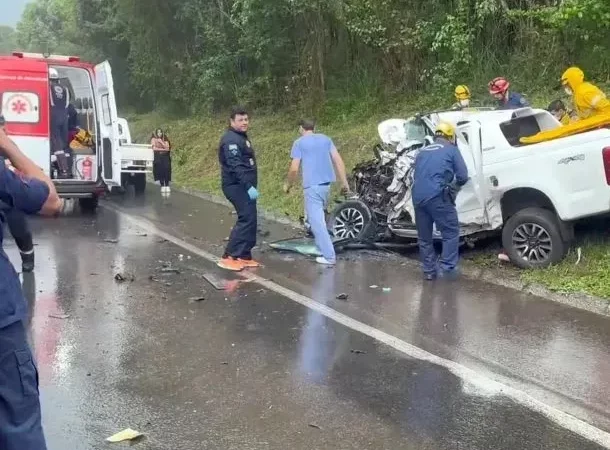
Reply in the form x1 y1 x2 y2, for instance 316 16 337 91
502 207 567 269
329 201 374 242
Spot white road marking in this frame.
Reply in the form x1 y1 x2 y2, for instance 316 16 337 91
104 202 610 448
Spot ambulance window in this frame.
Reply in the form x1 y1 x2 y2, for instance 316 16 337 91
1 92 40 124
102 94 111 126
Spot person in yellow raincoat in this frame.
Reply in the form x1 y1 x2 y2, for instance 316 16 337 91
560 67 610 120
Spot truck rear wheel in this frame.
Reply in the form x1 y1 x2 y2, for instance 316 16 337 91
133 174 147 195
79 196 99 214
502 207 567 269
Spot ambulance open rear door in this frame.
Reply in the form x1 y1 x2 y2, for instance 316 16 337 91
94 61 121 188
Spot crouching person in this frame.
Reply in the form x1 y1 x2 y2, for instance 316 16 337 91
412 122 468 281
284 119 350 266
0 126 63 450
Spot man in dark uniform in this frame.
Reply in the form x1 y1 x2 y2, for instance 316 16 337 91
0 116 35 272
0 126 63 450
49 67 71 178
217 106 260 271
412 122 469 281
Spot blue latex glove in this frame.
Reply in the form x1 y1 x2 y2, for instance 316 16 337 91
247 186 259 200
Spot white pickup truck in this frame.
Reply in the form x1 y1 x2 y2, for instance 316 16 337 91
117 117 153 194
331 107 610 268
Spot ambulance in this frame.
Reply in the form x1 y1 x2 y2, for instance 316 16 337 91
0 52 153 212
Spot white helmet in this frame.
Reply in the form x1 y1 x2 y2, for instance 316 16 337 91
49 67 59 80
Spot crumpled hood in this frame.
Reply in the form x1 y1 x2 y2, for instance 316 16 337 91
561 67 585 90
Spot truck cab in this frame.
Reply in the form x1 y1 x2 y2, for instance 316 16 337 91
0 52 150 211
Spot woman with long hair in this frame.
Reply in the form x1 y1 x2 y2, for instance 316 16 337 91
151 128 172 193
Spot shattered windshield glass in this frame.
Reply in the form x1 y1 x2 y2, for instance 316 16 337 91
403 118 428 142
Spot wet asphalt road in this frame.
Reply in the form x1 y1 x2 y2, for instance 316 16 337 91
5 185 610 449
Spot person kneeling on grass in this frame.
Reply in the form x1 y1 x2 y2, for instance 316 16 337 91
284 119 351 266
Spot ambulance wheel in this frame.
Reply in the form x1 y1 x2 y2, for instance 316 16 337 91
133 174 147 195
79 196 99 214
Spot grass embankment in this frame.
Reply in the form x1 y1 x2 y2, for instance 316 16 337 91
127 100 610 300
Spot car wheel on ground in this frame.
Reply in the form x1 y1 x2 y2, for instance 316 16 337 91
328 200 375 242
133 173 147 195
502 207 567 269
79 196 99 214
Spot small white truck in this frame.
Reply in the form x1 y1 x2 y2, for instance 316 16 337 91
116 117 153 194
330 107 610 268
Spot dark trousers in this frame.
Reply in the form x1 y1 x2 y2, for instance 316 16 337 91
50 117 68 153
0 321 47 450
414 195 460 276
4 209 33 254
223 184 257 259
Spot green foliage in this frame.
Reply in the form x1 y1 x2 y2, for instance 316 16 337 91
0 26 17 55
15 0 610 112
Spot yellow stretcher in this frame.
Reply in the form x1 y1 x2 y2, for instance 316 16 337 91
520 113 610 144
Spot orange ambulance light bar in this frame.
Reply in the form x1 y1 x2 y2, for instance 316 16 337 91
12 52 80 62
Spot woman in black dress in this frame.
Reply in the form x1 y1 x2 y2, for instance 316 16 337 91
151 128 172 193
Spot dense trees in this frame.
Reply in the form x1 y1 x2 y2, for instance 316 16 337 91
13 0 610 114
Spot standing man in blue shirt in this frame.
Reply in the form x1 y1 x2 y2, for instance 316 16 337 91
0 127 63 450
284 119 350 265
488 77 530 110
412 122 468 280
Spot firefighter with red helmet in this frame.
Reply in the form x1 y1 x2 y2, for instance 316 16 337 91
488 77 529 110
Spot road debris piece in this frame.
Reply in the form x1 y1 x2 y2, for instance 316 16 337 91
202 273 229 290
189 296 206 302
114 273 125 282
369 285 379 289
103 239 119 244
49 313 70 320
308 423 322 430
160 267 181 274
335 293 349 301
382 287 392 293
114 273 134 283
106 428 143 443
350 349 367 354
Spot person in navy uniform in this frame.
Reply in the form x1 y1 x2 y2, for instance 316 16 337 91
412 122 469 281
0 116 35 272
49 67 71 178
0 126 63 450
217 106 260 271
488 77 530 110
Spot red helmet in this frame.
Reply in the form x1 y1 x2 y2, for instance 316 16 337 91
488 77 510 95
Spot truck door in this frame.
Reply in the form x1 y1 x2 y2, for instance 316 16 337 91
94 61 121 187
455 121 502 230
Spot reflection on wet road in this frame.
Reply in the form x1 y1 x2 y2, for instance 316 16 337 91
4 185 609 449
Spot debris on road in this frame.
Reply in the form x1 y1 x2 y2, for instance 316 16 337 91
202 273 229 290
106 428 143 443
160 267 181 274
114 273 135 282
189 296 206 303
382 287 392 293
350 349 367 354
308 423 322 430
48 313 70 320
103 238 119 244
336 293 349 301
369 285 379 289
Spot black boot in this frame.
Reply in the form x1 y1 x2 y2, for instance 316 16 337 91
21 251 35 273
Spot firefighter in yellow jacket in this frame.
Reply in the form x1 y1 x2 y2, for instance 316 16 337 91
560 67 610 120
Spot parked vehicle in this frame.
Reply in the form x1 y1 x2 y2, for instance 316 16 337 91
116 117 153 194
0 52 152 211
330 107 610 268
